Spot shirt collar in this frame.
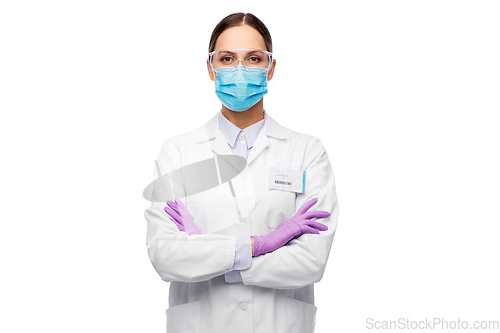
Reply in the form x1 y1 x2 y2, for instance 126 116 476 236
218 109 267 148
193 109 287 143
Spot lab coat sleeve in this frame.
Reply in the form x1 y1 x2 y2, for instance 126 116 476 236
240 137 339 289
145 138 237 283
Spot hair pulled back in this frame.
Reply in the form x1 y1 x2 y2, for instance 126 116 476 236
208 13 273 53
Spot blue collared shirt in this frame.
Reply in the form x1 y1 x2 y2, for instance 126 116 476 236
219 109 267 283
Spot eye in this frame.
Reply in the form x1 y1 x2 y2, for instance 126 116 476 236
220 56 234 63
247 56 261 63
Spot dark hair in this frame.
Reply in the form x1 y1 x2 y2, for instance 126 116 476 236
208 13 273 53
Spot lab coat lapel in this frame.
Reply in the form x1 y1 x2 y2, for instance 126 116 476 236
196 113 241 171
246 126 269 166
211 129 243 172
248 113 288 166
211 128 232 157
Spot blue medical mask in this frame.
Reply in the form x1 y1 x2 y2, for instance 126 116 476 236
214 66 268 112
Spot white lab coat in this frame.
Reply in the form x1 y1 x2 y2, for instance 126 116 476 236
145 111 339 333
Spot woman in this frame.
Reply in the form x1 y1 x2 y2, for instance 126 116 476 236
145 12 339 333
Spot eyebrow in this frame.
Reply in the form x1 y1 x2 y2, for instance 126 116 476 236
218 50 262 56
218 50 236 55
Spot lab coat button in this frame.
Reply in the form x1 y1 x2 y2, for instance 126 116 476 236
239 302 248 311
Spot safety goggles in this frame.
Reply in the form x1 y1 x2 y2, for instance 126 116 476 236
208 48 273 74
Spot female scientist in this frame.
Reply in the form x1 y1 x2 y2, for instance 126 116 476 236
144 12 339 333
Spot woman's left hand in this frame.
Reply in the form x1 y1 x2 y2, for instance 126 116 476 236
164 198 201 235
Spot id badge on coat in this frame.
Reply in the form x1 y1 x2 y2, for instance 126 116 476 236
268 166 306 193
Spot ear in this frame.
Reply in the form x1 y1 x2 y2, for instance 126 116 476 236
207 60 215 81
267 59 276 81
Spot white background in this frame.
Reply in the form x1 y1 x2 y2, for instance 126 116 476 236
1 0 499 332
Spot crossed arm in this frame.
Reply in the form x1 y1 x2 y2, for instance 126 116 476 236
145 137 338 289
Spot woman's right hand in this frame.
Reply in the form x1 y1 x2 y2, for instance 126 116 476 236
251 197 330 257
164 198 201 235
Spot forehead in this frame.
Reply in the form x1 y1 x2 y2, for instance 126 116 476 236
214 25 267 51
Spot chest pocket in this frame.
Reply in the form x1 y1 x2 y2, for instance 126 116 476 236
263 188 296 229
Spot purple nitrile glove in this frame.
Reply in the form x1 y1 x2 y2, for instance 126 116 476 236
252 197 330 257
163 198 201 235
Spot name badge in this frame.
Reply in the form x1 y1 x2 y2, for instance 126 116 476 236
268 166 306 193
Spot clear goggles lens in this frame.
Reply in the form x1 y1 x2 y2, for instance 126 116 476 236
208 49 273 74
